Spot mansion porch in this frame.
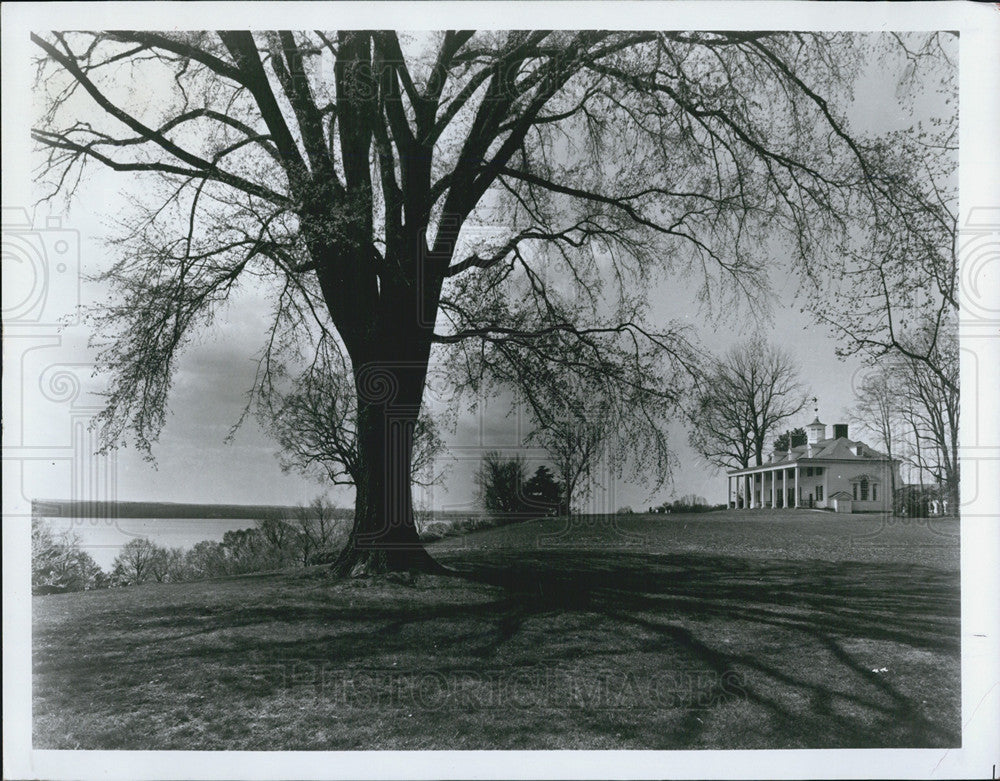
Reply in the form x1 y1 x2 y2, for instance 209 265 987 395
725 417 899 514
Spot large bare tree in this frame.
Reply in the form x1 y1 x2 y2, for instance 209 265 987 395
688 340 809 470
32 30 954 573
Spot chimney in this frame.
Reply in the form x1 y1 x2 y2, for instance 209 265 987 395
833 423 848 440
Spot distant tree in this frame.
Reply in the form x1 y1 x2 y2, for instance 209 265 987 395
523 465 562 516
31 519 104 592
144 543 188 582
31 518 63 589
147 544 171 582
490 336 681 517
848 317 957 513
184 540 230 579
673 494 709 510
894 484 935 518
112 537 160 585
689 340 809 470
773 427 808 452
140 544 187 583
257 516 297 567
525 390 607 518
665 495 713 513
259 344 444 489
164 547 189 581
108 563 130 587
220 527 268 573
291 497 344 565
475 451 529 516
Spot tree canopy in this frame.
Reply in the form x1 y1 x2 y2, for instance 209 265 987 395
32 30 957 571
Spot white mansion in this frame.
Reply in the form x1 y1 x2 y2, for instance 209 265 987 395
726 416 900 513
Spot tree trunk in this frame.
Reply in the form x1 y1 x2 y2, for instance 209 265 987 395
318 213 451 576
330 341 446 578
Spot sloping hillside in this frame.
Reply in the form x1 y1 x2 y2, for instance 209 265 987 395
33 511 960 750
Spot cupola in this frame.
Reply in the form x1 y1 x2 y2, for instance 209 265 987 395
806 416 827 445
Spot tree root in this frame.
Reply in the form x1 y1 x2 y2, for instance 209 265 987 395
327 542 451 581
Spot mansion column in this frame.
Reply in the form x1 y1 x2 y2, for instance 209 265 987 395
770 469 776 508
794 467 800 507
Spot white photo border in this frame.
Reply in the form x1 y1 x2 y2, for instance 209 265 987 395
3 2 997 779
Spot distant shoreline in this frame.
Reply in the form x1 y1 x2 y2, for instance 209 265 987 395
31 499 345 521
32 500 483 521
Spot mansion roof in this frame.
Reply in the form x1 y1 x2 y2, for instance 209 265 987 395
726 437 894 475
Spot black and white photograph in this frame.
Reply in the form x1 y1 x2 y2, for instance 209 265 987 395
2 2 998 779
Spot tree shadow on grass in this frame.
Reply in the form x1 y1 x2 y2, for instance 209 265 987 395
438 547 960 748
33 547 960 749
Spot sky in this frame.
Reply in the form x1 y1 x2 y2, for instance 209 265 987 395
3 27 961 559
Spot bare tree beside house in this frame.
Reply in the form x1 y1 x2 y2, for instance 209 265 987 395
852 370 903 499
851 316 958 512
688 340 809 471
896 322 959 511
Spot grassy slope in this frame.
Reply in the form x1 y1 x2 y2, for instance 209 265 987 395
33 510 960 750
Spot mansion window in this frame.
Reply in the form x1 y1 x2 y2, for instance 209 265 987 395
872 484 877 501
860 478 869 500
816 485 824 501
806 467 813 476
815 467 823 476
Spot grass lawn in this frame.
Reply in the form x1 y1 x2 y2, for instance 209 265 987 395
32 509 960 750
